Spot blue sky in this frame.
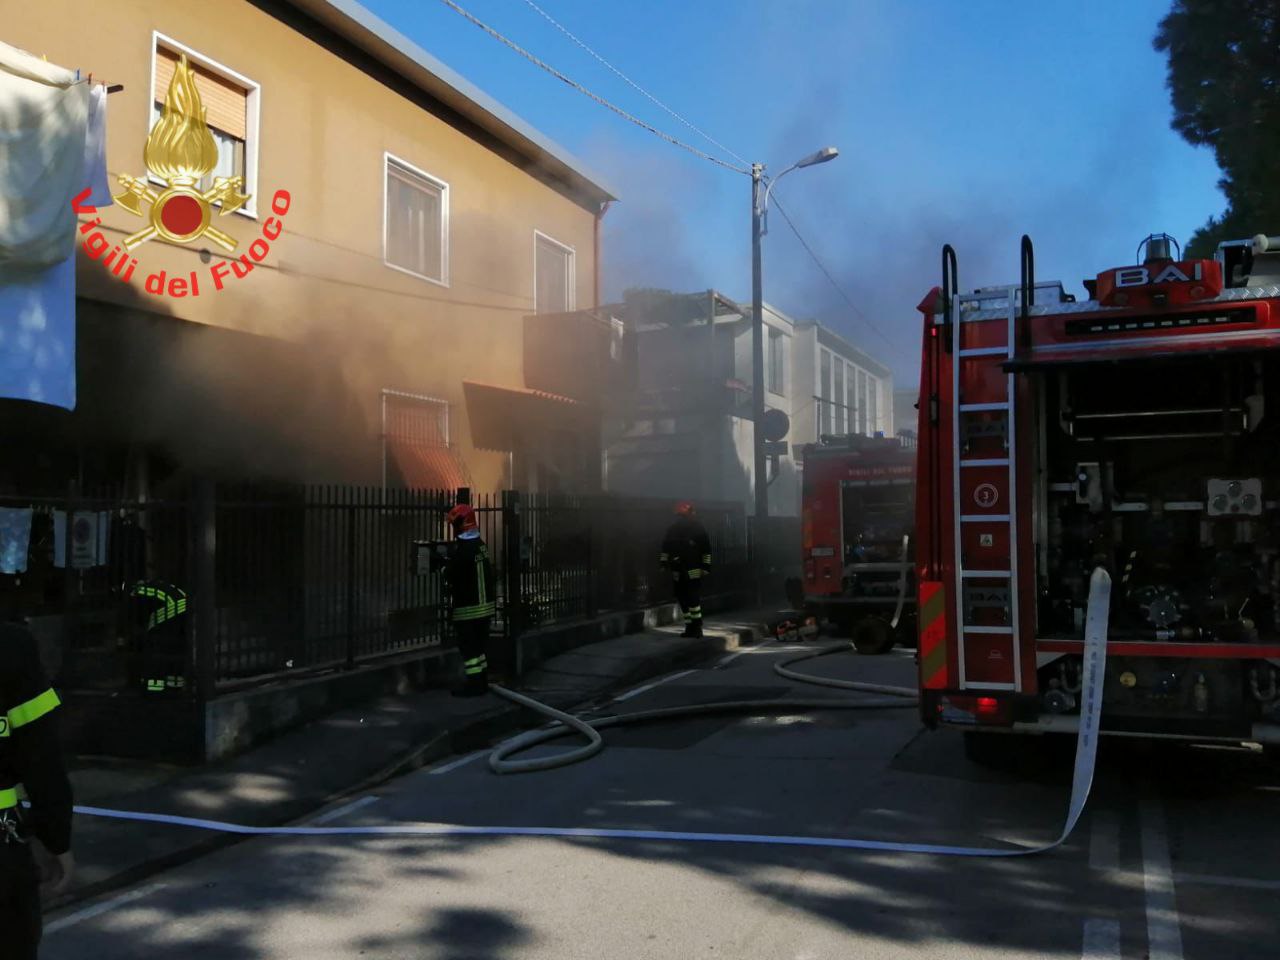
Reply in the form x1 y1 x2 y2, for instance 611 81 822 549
364 0 1224 386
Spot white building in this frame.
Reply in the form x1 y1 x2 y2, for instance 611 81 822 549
603 290 893 517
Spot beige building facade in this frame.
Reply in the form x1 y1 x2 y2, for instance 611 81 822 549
5 0 615 494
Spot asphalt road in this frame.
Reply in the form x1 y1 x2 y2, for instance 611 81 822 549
44 642 1280 959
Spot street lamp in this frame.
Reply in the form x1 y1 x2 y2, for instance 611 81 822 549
750 146 839 545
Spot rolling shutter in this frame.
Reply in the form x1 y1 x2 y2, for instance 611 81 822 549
153 46 248 140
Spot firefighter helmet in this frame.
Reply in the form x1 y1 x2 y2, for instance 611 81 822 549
446 504 479 535
674 501 695 517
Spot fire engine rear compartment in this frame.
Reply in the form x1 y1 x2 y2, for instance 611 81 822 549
1031 349 1280 736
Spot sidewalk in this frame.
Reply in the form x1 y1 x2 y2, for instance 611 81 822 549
55 609 773 911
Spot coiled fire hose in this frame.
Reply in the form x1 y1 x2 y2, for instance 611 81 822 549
486 684 917 775
73 572 1111 860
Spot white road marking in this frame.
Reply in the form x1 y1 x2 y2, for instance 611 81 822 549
613 669 697 702
1140 797 1184 960
1089 810 1120 873
428 750 487 775
45 883 167 935
307 794 379 825
1081 917 1121 959
1175 872 1280 893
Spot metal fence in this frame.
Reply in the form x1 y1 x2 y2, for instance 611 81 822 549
2 484 749 695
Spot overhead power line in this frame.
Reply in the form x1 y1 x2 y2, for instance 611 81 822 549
520 0 752 169
437 0 749 174
769 194 894 348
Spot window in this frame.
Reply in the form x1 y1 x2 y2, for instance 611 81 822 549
151 38 257 213
385 156 448 284
382 391 470 492
833 361 846 434
819 349 832 437
869 377 880 434
846 367 857 437
768 329 785 395
857 369 869 434
535 232 575 313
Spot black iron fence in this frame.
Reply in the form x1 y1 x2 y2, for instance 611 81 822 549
1 484 749 695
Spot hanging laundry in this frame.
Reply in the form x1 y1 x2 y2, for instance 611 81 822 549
0 47 110 411
0 41 90 267
0 507 33 575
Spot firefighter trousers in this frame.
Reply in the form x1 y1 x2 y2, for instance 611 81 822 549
673 574 703 634
454 617 491 690
0 840 41 960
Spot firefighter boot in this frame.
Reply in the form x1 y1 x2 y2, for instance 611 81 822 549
680 617 697 638
688 618 703 638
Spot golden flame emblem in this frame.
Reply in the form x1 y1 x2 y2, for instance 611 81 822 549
114 55 251 252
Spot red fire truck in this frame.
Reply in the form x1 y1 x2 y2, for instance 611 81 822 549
915 231 1280 761
799 434 916 654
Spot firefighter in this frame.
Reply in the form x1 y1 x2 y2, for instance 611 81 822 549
122 580 190 694
444 504 497 697
660 501 712 638
1 604 75 959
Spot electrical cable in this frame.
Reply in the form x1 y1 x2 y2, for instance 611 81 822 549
437 0 749 174
769 194 895 348
519 0 751 169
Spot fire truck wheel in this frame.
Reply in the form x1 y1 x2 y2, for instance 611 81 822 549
963 731 1019 769
851 616 895 655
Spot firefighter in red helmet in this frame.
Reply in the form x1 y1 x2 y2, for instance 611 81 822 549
660 501 712 637
443 504 497 696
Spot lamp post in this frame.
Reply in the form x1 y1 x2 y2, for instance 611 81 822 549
750 147 839 580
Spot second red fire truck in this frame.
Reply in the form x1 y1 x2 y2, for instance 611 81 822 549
915 230 1280 761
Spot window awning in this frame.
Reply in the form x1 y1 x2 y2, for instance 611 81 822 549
386 438 471 492
463 380 586 451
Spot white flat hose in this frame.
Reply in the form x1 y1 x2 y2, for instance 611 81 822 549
70 571 1112 860
774 643 919 698
487 686 916 774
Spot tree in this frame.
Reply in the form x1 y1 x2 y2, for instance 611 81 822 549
1154 0 1280 256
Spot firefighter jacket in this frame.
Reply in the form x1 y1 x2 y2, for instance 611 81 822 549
0 621 73 854
125 581 189 634
445 536 497 623
660 518 712 579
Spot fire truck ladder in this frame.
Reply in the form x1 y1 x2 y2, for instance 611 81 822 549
950 282 1022 693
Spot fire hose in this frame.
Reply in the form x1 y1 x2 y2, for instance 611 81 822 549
75 571 1111 858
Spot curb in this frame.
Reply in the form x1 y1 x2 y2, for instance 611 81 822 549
47 617 768 915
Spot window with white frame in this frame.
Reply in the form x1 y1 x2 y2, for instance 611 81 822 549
833 361 846 434
535 232 575 313
151 38 258 211
768 328 785 395
819 349 832 437
846 367 857 437
385 156 448 284
856 369 868 434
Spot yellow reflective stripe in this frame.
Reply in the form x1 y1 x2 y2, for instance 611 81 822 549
0 786 18 809
687 569 703 579
454 603 496 621
8 688 60 729
476 559 487 605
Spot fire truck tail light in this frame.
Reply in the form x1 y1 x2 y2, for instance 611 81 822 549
976 697 999 715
